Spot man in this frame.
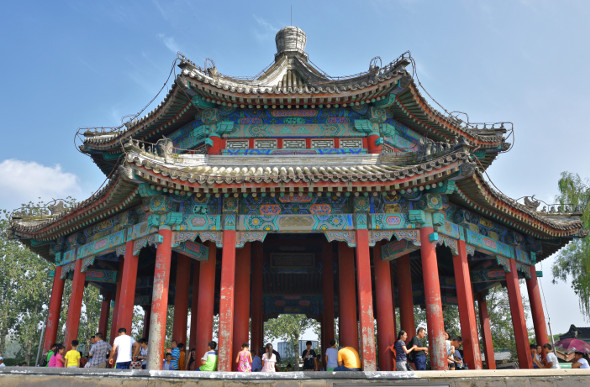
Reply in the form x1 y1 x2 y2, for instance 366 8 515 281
408 327 429 370
89 333 112 368
170 340 180 370
198 341 218 371
334 346 361 371
572 352 590 369
302 341 318 371
325 340 338 371
542 343 560 369
449 337 465 370
109 328 136 369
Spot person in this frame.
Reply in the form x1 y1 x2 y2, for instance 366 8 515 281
50 344 66 367
0 356 4 367
449 337 465 370
334 346 362 371
170 340 180 370
45 344 58 367
186 348 197 370
408 328 429 371
198 341 218 371
542 343 560 369
251 349 262 372
163 353 174 370
236 343 253 372
395 330 416 371
447 345 456 370
109 327 136 369
178 343 186 370
302 340 318 371
133 338 148 369
89 332 112 368
325 340 338 371
89 336 96 350
64 339 81 368
572 351 590 369
531 344 543 368
261 343 277 372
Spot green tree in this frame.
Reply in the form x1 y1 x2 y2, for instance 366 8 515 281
264 314 319 370
552 172 590 318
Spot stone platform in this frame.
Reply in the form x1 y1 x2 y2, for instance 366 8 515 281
1 368 590 386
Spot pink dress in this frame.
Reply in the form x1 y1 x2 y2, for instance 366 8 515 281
55 354 64 367
237 351 251 372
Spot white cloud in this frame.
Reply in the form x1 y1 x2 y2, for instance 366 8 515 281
157 33 181 54
0 159 83 210
253 14 280 42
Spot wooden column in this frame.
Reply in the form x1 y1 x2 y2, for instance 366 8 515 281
526 267 549 346
98 295 111 338
338 242 358 349
373 242 395 371
142 305 151 339
65 259 86 349
189 261 200 353
505 258 533 369
172 254 191 345
390 265 397 335
250 242 264 355
355 229 377 371
217 230 237 371
146 228 173 370
116 240 138 334
419 226 446 370
232 243 251 371
195 242 217 358
397 254 415 340
321 242 335 351
43 266 65 353
452 239 482 369
109 260 123 345
477 293 496 369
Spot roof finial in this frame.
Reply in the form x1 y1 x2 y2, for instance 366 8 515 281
275 26 307 60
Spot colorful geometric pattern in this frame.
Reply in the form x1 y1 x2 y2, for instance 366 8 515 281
381 239 419 261
393 230 421 246
198 231 223 247
85 269 118 284
368 230 394 246
239 214 354 231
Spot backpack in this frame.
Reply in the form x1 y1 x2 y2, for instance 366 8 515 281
407 338 416 363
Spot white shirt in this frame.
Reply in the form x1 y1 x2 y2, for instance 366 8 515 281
546 352 559 369
576 357 589 369
113 334 136 363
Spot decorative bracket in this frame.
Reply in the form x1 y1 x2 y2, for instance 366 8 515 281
198 231 223 247
368 230 394 247
236 231 267 248
393 230 421 247
381 239 419 261
133 234 164 256
81 256 95 272
436 234 459 255
324 231 356 247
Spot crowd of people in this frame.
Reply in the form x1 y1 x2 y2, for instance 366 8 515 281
33 326 590 371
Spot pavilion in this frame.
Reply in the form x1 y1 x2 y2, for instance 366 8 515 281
10 26 586 371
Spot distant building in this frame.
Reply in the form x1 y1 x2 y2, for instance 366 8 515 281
559 324 590 344
278 340 319 359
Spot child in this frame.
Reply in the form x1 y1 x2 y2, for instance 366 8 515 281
261 343 277 372
448 345 456 370
65 340 81 368
163 353 174 370
50 345 66 367
235 343 253 372
198 341 218 371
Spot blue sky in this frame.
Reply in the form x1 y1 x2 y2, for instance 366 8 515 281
1 0 589 334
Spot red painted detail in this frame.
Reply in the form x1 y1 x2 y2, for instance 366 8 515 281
110 261 123 345
217 230 237 371
98 297 111 340
478 294 496 369
143 306 151 339
188 261 200 358
250 243 264 354
362 137 368 149
43 266 65 353
207 135 223 155
452 240 483 369
373 242 395 371
249 138 255 149
419 227 446 370
321 242 335 356
338 242 358 349
505 259 533 369
232 243 251 371
172 254 191 344
277 138 283 149
526 267 549 347
65 259 86 350
333 137 340 149
146 228 172 370
389 264 398 335
305 138 311 149
195 242 217 361
397 254 415 341
117 240 138 334
356 229 377 371
367 134 382 154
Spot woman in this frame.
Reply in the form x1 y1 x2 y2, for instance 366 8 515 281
394 330 416 371
261 343 277 372
186 348 197 370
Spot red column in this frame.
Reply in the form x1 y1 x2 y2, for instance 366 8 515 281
505 259 533 369
374 242 395 371
109 261 123 345
251 242 264 355
397 254 415 340
142 306 151 339
477 294 496 369
218 230 237 372
146 228 173 370
526 267 549 346
98 295 111 338
322 242 335 349
116 240 138 334
43 266 65 353
452 239 482 369
356 230 376 370
338 242 358 349
390 265 397 335
420 226 446 370
65 259 86 349
195 242 217 358
232 243 251 371
189 261 200 353
367 134 382 154
172 254 191 345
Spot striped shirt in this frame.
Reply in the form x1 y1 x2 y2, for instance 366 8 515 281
89 340 112 366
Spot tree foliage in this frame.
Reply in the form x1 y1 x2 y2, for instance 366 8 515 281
264 314 319 370
552 172 590 318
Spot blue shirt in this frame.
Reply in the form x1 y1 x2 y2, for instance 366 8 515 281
252 355 262 372
171 347 180 370
395 340 407 362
